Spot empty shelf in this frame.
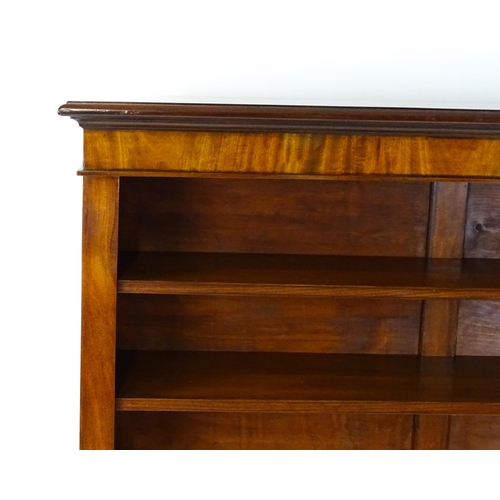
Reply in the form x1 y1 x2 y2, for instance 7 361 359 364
118 252 500 298
116 351 500 414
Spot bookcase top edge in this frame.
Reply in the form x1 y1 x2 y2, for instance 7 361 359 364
58 102 500 137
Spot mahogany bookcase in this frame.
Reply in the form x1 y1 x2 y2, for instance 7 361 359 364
59 102 500 450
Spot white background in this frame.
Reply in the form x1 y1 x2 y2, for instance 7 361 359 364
2 0 500 498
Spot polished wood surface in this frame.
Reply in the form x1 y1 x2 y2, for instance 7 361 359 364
420 182 466 356
78 170 500 183
80 177 119 450
420 300 459 356
118 178 429 256
456 301 500 356
464 184 500 258
413 415 451 450
84 130 500 178
62 102 500 449
448 416 500 449
115 351 500 414
118 252 500 298
59 102 500 137
115 412 413 450
117 296 420 354
426 182 468 259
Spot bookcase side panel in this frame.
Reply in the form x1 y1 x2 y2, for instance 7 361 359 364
81 176 119 450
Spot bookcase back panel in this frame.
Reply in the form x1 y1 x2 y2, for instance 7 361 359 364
449 416 500 449
457 184 500 357
456 301 500 356
117 295 421 354
464 183 500 258
115 412 500 450
115 412 413 450
119 178 430 256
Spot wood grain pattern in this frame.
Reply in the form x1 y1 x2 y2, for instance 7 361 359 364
420 182 467 356
116 295 421 354
118 178 430 256
84 130 500 178
449 416 500 449
117 252 500 299
426 182 468 258
464 183 500 258
115 412 413 450
78 170 500 183
59 102 500 138
64 102 500 450
413 415 450 450
115 351 500 414
456 301 500 356
420 300 459 356
81 177 119 450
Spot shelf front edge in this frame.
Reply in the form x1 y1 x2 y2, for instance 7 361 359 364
117 281 500 299
115 398 500 414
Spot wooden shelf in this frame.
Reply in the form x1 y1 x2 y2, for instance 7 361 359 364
118 252 500 298
115 351 500 414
